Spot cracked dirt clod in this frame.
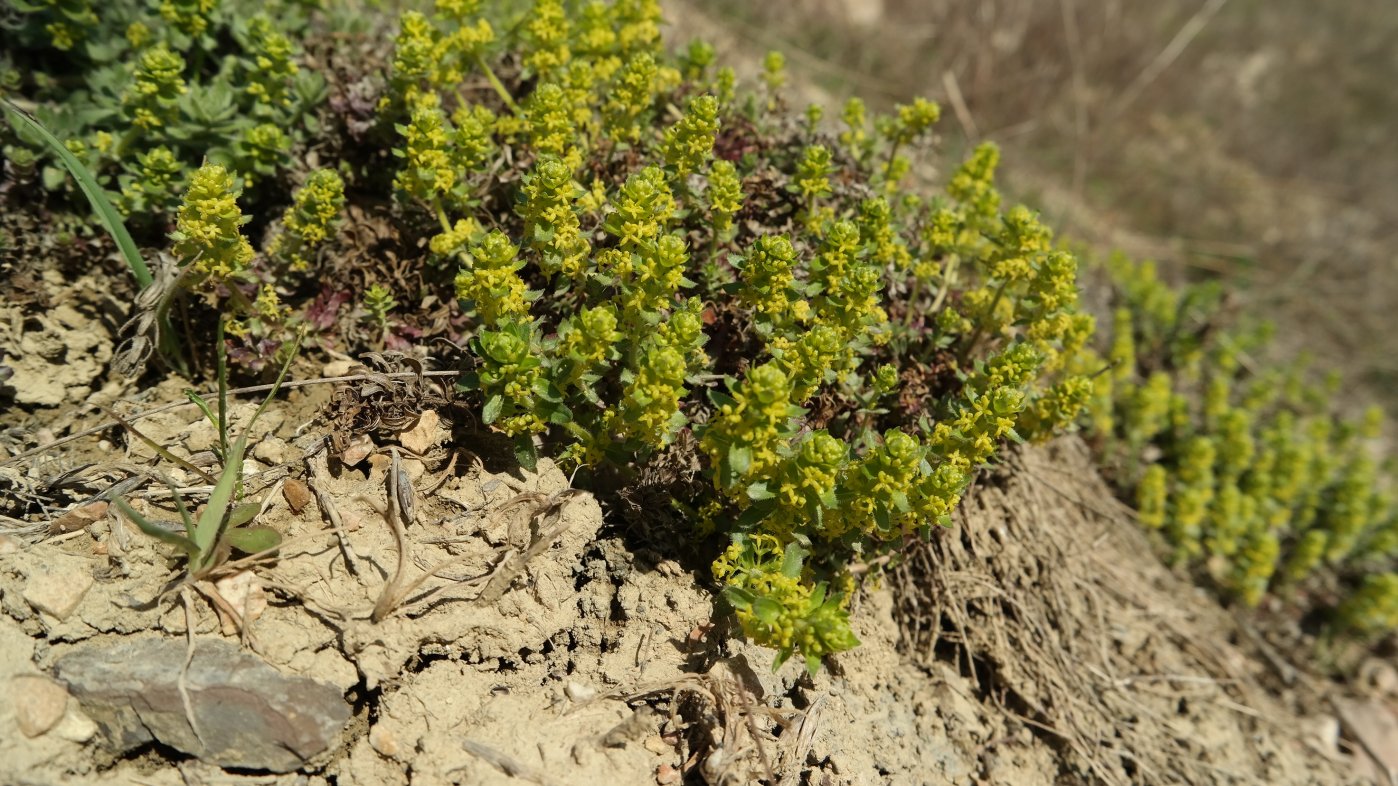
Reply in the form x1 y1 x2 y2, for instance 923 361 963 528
54 636 350 773
19 552 94 621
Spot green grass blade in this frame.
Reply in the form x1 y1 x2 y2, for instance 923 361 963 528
193 435 246 571
215 318 229 460
114 498 200 559
1 99 153 289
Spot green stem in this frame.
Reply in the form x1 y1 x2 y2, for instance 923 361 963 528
475 53 519 114
434 198 453 234
112 127 141 160
903 277 922 329
960 278 1009 365
882 140 903 184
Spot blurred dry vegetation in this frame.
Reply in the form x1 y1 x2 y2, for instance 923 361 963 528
672 0 1398 410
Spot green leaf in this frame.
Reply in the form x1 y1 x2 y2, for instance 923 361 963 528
2 99 151 288
85 39 122 63
746 481 775 502
751 597 782 626
804 653 823 675
728 444 752 476
514 438 539 472
482 394 503 424
115 498 199 559
890 490 910 513
193 436 246 567
736 502 773 529
533 377 563 403
225 502 261 530
224 525 282 554
185 390 220 436
544 402 573 425
41 165 67 191
780 542 809 578
722 585 755 611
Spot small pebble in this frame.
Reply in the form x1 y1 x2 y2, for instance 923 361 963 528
11 675 69 738
52 707 98 743
1360 659 1397 697
656 763 682 785
565 681 596 702
282 478 314 514
369 724 399 757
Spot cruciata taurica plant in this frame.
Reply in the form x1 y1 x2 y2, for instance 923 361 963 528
1088 252 1397 636
370 0 1096 671
2 0 328 230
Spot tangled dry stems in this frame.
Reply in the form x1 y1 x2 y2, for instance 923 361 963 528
892 438 1342 785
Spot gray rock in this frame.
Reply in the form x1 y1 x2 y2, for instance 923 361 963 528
54 636 349 773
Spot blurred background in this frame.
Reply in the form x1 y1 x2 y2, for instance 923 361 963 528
668 0 1398 411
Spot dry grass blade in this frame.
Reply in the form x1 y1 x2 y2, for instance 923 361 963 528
98 404 217 486
473 489 585 605
459 739 559 786
622 660 804 784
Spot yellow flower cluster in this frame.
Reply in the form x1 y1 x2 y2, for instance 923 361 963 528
159 0 217 38
244 15 299 109
171 164 253 282
117 146 183 216
525 82 580 168
269 169 345 272
522 0 571 78
793 144 833 204
612 338 688 449
603 52 658 142
1098 253 1398 618
557 304 621 389
40 0 97 50
701 363 800 496
736 235 802 328
358 7 1107 669
454 230 529 326
711 536 860 672
662 93 719 181
1337 573 1398 637
393 99 455 203
123 43 187 130
706 159 743 239
475 324 547 437
520 158 591 280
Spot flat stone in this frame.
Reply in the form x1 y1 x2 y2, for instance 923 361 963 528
55 636 350 773
399 410 447 455
11 675 69 737
21 553 93 620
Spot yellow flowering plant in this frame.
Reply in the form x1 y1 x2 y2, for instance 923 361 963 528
1090 248 1397 639
8 0 1107 670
